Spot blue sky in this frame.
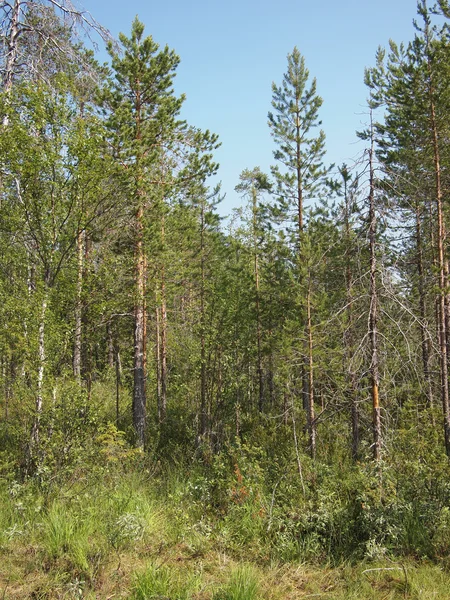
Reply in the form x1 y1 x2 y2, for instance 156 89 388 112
81 0 420 216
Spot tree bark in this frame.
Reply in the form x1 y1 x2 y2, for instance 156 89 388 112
155 305 162 422
29 287 48 459
252 187 264 412
423 15 450 455
73 227 84 379
368 116 381 462
160 217 168 422
415 200 434 410
429 74 450 456
2 0 21 115
133 203 147 447
107 322 114 369
306 273 316 459
115 344 121 427
342 167 360 460
199 200 208 441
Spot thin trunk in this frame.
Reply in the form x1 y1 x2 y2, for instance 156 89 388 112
107 322 114 369
368 116 381 462
23 254 35 381
217 344 223 409
2 0 21 125
73 228 84 379
132 82 147 447
342 169 360 460
160 216 168 422
155 305 162 422
133 203 147 447
30 289 48 455
415 201 434 409
115 345 121 426
160 284 168 422
83 234 92 398
283 391 289 426
291 394 306 495
199 201 208 440
296 108 303 235
423 10 450 455
268 340 275 407
306 274 316 459
296 105 310 436
252 188 264 412
3 359 14 422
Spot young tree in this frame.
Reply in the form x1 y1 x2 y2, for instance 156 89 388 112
104 18 219 446
235 167 272 413
268 47 331 457
268 47 329 239
365 0 450 455
0 75 113 463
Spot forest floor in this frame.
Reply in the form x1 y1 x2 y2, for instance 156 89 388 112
1 466 450 600
2 429 450 600
1 542 450 599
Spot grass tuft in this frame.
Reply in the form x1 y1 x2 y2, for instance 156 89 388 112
213 564 261 600
130 563 200 600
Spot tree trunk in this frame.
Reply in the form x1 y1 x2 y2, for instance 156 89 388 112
368 116 381 462
342 168 360 460
296 106 303 235
107 322 114 369
415 200 434 409
160 261 168 422
30 288 48 459
306 273 316 459
2 0 21 125
133 203 147 447
73 228 84 379
155 305 162 422
424 20 450 456
132 78 147 447
252 188 264 412
430 90 450 456
199 201 208 441
115 344 121 427
158 285 168 423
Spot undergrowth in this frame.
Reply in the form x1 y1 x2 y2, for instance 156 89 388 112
1 409 450 598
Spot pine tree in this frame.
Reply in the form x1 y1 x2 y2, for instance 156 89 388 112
235 167 272 413
268 47 329 239
365 0 450 455
104 18 219 446
103 18 185 447
268 47 331 457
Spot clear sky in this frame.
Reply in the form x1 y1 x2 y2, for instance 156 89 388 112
81 0 420 216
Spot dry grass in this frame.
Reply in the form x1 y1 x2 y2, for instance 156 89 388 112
1 470 450 599
2 540 450 600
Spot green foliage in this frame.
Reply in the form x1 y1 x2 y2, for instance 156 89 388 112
268 46 331 234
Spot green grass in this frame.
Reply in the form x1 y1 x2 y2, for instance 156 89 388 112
130 563 201 600
1 462 450 599
213 564 261 600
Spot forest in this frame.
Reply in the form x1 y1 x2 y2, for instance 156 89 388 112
2 0 450 598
